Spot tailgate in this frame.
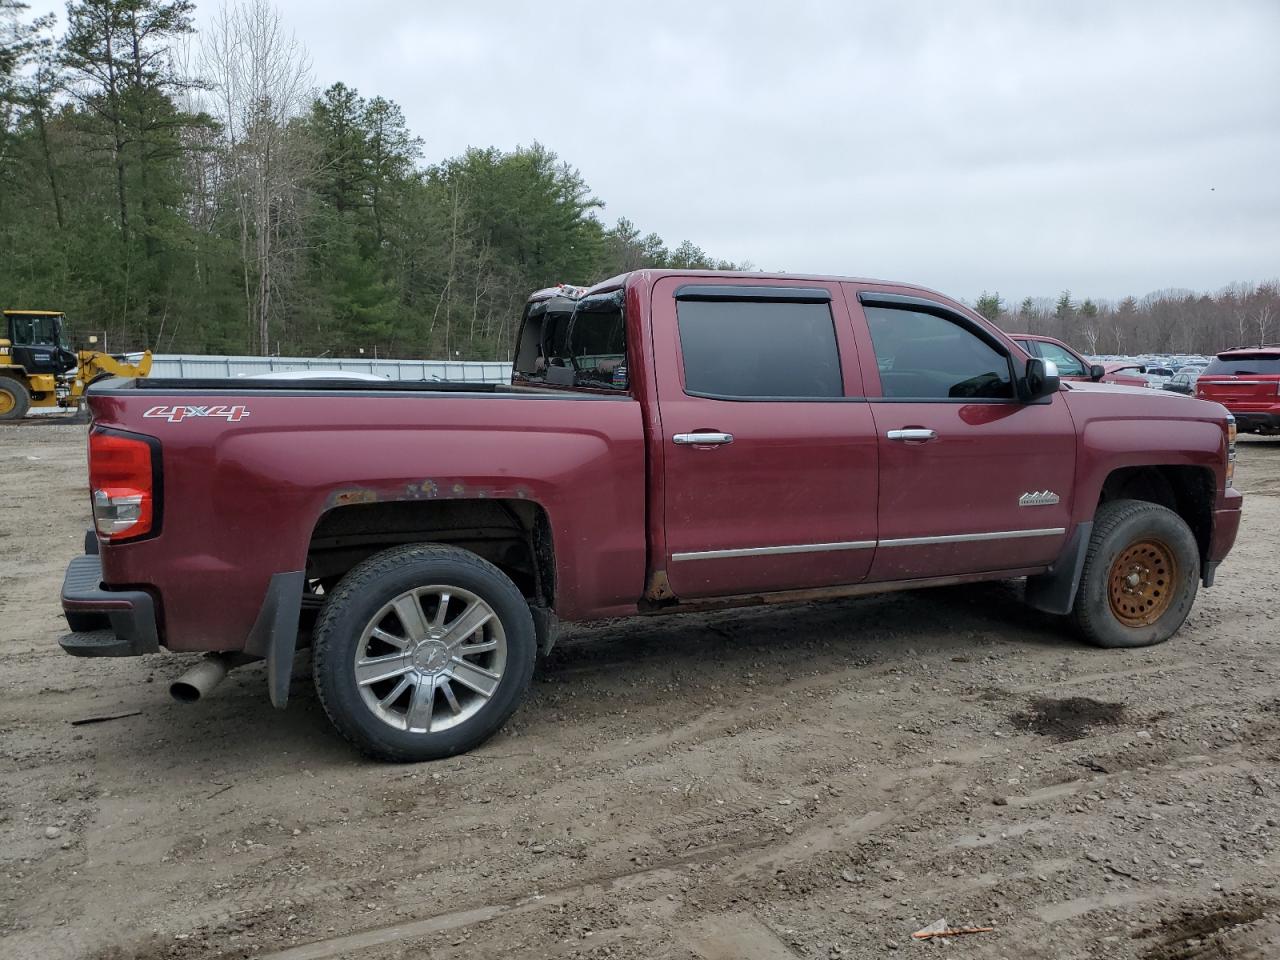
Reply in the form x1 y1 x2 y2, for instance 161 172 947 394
1198 376 1279 407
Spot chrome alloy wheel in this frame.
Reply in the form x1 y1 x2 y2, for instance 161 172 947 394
353 585 507 734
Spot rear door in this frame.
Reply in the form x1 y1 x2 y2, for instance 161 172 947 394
844 288 1077 581
652 278 878 599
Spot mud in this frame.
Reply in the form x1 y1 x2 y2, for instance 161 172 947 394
1 424 1279 959
1012 696 1128 742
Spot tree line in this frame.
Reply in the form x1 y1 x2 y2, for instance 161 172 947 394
974 284 1278 358
2 1 1276 362
0 0 744 359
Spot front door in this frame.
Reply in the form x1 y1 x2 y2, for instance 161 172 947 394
652 278 879 599
846 288 1077 581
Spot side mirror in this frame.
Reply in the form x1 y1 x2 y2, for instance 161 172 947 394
1023 357 1060 401
1089 364 1106 381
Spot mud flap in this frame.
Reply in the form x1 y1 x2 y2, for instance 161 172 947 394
244 571 306 709
531 605 559 658
1201 561 1218 588
1024 521 1092 616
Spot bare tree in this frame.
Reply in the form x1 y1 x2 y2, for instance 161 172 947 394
1256 303 1275 345
199 0 312 354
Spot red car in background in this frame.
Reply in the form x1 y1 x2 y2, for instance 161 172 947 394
1012 334 1150 388
1196 345 1280 434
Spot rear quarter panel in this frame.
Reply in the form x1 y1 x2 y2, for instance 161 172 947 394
89 389 647 651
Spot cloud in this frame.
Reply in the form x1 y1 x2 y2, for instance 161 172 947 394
28 0 1280 300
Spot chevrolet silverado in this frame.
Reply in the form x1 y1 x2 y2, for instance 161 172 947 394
60 271 1243 761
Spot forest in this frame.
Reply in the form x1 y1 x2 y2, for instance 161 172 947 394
2 0 1277 361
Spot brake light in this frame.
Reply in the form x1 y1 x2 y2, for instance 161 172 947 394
89 430 157 541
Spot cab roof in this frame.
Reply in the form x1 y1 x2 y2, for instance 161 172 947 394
574 269 969 308
4 309 64 316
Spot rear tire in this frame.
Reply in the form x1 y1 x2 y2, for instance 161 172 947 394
0 376 31 421
313 544 536 762
1071 499 1200 648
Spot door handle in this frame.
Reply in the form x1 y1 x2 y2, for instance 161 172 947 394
673 432 734 446
886 428 937 442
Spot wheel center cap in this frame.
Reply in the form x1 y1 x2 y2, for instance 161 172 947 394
411 640 449 674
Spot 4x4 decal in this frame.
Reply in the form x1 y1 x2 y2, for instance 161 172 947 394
143 404 250 423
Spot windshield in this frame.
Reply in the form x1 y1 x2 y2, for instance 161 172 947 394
1203 356 1280 376
9 314 64 347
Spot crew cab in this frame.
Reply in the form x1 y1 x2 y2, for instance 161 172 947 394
1010 334 1149 388
1196 345 1280 434
60 271 1243 761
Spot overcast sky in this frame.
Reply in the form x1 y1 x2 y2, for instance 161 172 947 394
31 0 1280 302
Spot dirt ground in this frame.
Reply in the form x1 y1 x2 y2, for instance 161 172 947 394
2 423 1278 960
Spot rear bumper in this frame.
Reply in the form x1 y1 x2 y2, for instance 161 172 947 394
60 554 160 657
1230 411 1280 433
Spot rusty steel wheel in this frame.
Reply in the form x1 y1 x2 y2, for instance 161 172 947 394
1072 499 1199 648
1107 539 1177 626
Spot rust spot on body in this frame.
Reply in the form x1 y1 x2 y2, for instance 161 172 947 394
405 479 439 499
328 488 378 507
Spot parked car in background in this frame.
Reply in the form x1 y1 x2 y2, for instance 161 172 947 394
1011 335 1149 387
1163 372 1198 395
1144 365 1176 389
1097 362 1152 388
1196 345 1280 434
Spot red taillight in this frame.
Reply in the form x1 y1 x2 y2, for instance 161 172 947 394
89 430 156 541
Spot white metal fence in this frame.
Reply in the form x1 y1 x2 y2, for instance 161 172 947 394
146 353 513 383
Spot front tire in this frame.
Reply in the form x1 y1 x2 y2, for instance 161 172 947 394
0 376 31 421
313 544 536 762
1071 499 1200 648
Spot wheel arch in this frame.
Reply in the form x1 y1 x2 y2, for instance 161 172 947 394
1096 464 1215 563
304 497 557 610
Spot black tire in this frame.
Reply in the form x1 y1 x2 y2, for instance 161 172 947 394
0 376 31 421
313 543 536 762
1071 499 1200 648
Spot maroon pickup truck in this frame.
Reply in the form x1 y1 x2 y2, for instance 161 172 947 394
61 271 1243 761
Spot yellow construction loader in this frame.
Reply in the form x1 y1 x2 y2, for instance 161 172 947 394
0 310 152 421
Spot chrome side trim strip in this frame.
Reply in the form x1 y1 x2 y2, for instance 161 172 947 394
671 540 876 562
878 527 1066 547
671 527 1066 562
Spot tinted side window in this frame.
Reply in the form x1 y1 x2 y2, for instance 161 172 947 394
864 306 1014 400
677 300 843 399
565 301 627 389
1036 340 1087 377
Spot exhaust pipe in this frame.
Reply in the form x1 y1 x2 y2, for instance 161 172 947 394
170 653 245 703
